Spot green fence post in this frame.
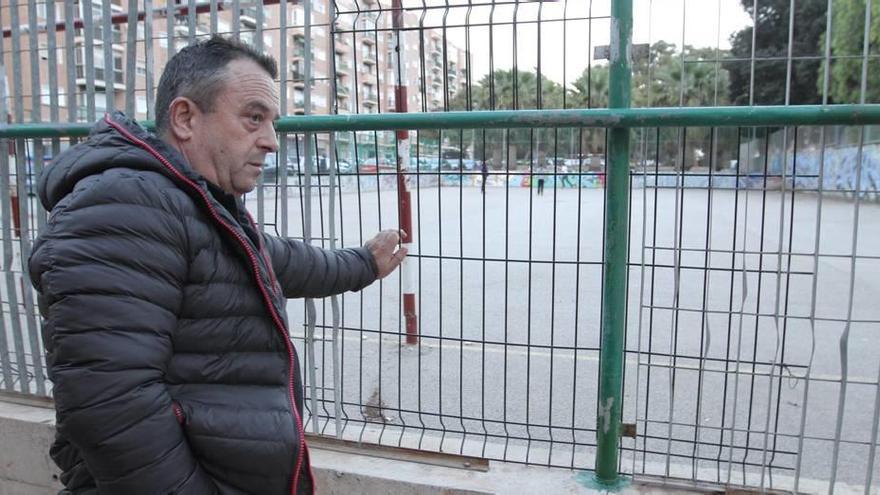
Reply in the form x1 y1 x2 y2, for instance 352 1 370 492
580 0 632 489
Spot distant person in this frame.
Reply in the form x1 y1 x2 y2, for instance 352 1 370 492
481 159 489 194
29 36 405 494
560 163 575 188
537 165 546 196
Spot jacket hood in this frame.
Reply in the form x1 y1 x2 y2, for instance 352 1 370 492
39 112 198 210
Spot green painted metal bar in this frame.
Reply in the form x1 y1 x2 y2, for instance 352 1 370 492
2 105 880 140
594 0 631 488
276 105 880 131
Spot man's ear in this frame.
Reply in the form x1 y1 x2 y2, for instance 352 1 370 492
167 96 199 141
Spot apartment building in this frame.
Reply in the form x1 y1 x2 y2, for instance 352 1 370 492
2 1 469 163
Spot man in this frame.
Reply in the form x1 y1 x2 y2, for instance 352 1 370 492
536 165 546 196
28 36 404 494
480 159 488 194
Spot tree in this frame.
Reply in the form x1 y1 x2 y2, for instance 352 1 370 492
565 66 609 154
634 42 731 107
447 69 567 164
726 0 827 105
567 42 730 160
569 64 609 109
450 68 566 111
822 0 880 103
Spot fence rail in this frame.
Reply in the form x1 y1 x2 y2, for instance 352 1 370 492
2 0 880 493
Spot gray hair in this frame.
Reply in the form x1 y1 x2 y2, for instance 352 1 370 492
154 35 278 135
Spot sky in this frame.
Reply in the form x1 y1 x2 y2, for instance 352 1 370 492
411 0 753 88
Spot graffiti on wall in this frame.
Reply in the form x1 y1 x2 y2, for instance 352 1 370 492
630 145 880 200
439 173 606 189
777 145 880 200
271 145 880 201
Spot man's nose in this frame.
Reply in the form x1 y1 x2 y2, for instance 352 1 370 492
258 124 279 153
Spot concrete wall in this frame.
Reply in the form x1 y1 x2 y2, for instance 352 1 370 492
0 397 632 495
2 397 866 495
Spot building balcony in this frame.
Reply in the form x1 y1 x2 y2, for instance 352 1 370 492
75 66 125 87
173 22 209 38
240 7 260 28
363 93 378 106
75 26 123 44
362 53 377 66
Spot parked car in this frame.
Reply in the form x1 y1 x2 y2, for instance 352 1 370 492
357 158 394 173
414 157 440 171
286 154 328 175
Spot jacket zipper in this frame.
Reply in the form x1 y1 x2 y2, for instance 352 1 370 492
172 401 185 425
106 116 311 495
245 212 280 296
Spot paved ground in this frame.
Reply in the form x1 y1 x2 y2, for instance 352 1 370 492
2 177 875 492
245 178 880 493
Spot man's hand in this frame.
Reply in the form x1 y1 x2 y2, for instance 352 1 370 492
364 229 408 279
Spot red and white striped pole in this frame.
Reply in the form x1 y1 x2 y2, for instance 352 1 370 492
392 0 417 344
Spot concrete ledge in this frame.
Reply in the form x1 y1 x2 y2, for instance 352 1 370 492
0 397 701 494
0 399 61 494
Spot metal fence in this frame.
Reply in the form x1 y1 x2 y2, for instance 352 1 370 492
2 0 880 493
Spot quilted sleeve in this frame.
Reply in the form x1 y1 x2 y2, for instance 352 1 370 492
261 233 378 299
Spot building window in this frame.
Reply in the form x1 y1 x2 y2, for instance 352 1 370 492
136 95 148 115
290 88 304 107
78 91 108 120
40 85 66 107
291 7 315 26
75 46 124 84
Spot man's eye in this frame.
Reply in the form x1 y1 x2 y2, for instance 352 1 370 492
250 114 263 123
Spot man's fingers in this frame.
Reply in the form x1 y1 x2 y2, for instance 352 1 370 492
394 246 408 261
367 230 408 279
377 247 407 278
379 229 400 246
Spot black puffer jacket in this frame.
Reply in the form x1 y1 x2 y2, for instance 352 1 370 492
28 113 378 494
